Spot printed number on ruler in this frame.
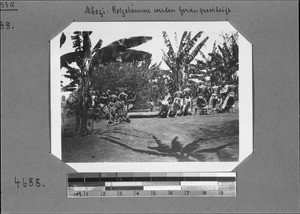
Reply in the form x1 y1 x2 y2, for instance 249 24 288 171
73 191 88 196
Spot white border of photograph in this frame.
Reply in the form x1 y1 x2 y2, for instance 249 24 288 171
50 21 252 172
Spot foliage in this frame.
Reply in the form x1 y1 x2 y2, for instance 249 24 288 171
194 32 239 85
60 31 152 135
161 31 209 92
91 60 167 109
61 33 153 92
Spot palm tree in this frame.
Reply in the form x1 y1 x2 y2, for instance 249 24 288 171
161 31 209 92
60 31 152 135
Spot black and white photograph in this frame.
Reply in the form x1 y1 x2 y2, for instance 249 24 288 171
50 22 252 172
2 1 298 212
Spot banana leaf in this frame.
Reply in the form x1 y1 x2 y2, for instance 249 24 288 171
92 39 103 54
121 49 152 62
90 45 127 67
109 36 152 48
198 51 208 63
61 87 77 92
71 34 82 51
64 68 81 80
83 31 92 35
178 31 188 54
60 33 66 48
61 79 79 92
223 42 231 58
162 55 174 70
149 61 162 70
179 31 191 56
90 36 152 67
60 51 84 68
162 32 175 60
186 36 209 64
212 41 217 54
174 32 179 50
231 39 239 61
161 49 175 67
183 31 203 54
218 45 228 63
208 52 223 67
82 32 92 59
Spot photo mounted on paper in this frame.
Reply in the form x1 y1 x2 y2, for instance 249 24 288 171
50 22 252 172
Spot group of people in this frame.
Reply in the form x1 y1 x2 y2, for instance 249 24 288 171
61 88 136 130
157 89 192 118
196 81 237 114
61 81 238 128
89 88 136 126
157 81 237 118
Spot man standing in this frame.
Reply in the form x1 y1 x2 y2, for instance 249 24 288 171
126 90 136 112
208 82 220 114
158 92 172 118
197 82 210 101
118 88 128 122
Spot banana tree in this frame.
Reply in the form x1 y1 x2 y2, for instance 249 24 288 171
195 32 239 84
60 31 152 135
161 31 209 91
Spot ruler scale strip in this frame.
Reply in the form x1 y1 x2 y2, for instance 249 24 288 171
67 172 236 197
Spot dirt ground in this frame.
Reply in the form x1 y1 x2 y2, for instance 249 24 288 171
62 108 239 162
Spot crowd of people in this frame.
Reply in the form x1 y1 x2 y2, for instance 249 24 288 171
88 88 136 126
157 81 238 118
61 81 238 128
61 87 136 128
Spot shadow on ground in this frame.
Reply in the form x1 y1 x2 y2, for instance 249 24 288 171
62 113 239 162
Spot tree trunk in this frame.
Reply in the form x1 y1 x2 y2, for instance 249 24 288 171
75 113 81 133
73 76 90 136
80 104 88 135
74 89 83 134
79 76 90 136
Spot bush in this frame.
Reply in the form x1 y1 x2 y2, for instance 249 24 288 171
91 61 167 110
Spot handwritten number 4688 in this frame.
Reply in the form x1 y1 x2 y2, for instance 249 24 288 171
15 177 43 189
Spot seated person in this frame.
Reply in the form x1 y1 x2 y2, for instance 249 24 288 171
216 95 223 112
195 94 208 115
172 96 183 117
221 91 235 112
107 101 118 125
219 82 229 100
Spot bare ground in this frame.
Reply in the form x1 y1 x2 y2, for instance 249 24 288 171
62 109 239 162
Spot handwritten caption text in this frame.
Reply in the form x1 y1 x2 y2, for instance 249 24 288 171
85 4 232 18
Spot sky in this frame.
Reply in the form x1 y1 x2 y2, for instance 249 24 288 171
59 21 238 93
